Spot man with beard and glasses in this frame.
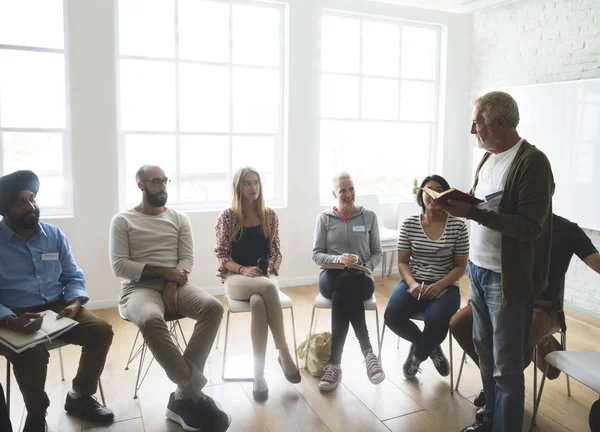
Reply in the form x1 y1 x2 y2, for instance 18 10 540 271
109 165 230 432
439 92 553 432
0 170 115 432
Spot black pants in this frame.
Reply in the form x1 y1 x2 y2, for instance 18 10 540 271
0 382 12 432
319 269 374 365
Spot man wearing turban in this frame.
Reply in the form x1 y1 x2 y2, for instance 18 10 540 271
0 170 114 431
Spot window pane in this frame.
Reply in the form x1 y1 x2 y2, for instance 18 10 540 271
179 64 229 132
320 75 359 118
232 136 275 201
118 0 175 58
401 26 437 80
362 21 399 77
120 59 176 131
232 4 280 67
180 136 229 203
400 81 436 121
362 78 398 120
320 121 430 199
124 134 177 204
0 0 64 49
0 50 66 128
2 132 65 208
179 0 229 62
232 68 279 133
321 16 359 74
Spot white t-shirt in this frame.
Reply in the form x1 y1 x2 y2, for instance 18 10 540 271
469 139 524 272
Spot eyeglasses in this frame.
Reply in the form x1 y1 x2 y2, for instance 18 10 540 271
142 178 171 186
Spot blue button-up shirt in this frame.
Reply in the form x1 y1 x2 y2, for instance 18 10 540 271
0 220 89 320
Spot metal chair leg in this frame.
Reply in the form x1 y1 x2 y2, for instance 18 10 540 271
290 307 299 368
530 364 550 430
378 324 386 360
381 252 386 278
396 336 400 349
125 329 142 370
387 251 394 277
375 309 381 355
221 310 231 380
6 361 10 418
133 343 148 399
456 351 466 391
562 332 571 396
449 331 454 395
98 378 106 406
533 344 538 409
58 347 65 381
304 306 317 369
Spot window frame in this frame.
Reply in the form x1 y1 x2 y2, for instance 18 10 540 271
0 0 73 217
115 0 288 212
319 9 442 204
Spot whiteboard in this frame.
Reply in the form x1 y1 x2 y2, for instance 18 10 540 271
472 78 600 231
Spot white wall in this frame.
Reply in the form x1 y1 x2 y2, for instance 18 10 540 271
42 0 471 309
469 0 600 317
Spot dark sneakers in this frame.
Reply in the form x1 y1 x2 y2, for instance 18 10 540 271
429 346 450 377
64 394 114 424
23 412 48 432
461 421 492 432
166 393 231 432
474 389 486 407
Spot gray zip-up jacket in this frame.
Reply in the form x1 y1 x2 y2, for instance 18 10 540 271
312 206 383 281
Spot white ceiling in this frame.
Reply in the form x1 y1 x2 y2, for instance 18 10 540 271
374 0 519 13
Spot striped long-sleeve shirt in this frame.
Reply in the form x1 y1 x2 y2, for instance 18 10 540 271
398 214 469 285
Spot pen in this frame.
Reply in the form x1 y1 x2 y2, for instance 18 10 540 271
417 281 424 300
23 315 43 328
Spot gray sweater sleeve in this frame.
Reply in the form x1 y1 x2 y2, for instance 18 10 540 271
364 213 383 270
109 214 145 281
312 213 342 265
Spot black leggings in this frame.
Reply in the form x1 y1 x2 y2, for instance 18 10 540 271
319 269 375 365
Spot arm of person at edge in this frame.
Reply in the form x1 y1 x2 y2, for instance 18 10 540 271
437 152 553 241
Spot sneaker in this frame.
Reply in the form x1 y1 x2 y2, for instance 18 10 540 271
429 345 450 377
403 344 421 379
64 393 114 424
473 389 485 407
319 364 342 391
363 350 385 384
23 412 47 432
166 393 231 432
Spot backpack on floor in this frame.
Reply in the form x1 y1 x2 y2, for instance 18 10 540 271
297 332 331 377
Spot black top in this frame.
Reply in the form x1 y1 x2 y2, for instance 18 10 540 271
231 225 269 267
538 214 597 305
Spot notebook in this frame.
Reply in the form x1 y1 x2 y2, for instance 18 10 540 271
0 310 78 354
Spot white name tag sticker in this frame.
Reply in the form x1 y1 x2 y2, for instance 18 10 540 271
352 224 366 232
41 252 59 261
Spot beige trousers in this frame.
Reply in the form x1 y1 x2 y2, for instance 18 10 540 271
119 283 223 400
225 275 288 375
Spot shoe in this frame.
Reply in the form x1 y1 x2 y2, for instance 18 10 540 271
166 393 231 432
319 364 342 391
402 344 421 379
278 357 301 384
473 389 485 407
252 377 269 402
429 346 450 377
23 412 47 432
461 421 492 432
64 393 114 424
475 406 485 422
363 349 385 385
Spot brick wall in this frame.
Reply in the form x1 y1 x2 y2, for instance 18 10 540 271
470 0 600 317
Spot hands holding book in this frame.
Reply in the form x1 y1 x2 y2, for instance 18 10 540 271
408 282 446 301
3 312 44 334
340 253 359 265
57 298 82 320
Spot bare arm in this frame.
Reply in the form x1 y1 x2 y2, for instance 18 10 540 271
584 253 600 275
398 250 418 289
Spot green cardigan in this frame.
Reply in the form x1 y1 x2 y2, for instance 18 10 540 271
467 140 554 305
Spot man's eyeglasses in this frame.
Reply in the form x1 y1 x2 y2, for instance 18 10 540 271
142 178 171 186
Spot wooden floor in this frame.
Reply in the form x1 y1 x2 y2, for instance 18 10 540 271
2 276 599 431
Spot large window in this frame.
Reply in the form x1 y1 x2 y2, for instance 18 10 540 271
320 11 441 202
0 0 71 214
117 0 286 210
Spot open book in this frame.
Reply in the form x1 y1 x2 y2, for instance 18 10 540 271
321 262 372 274
0 310 78 354
422 187 484 206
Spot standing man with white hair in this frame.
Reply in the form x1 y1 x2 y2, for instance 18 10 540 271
439 92 554 432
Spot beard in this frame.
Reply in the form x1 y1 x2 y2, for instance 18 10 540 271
7 207 40 229
144 186 168 207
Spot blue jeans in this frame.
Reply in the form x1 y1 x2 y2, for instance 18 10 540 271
468 261 533 432
384 280 460 361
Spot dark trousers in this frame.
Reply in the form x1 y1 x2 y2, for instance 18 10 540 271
0 382 12 431
319 269 374 365
384 280 460 360
0 302 113 414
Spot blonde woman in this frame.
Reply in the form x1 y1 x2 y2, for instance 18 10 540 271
215 167 300 402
